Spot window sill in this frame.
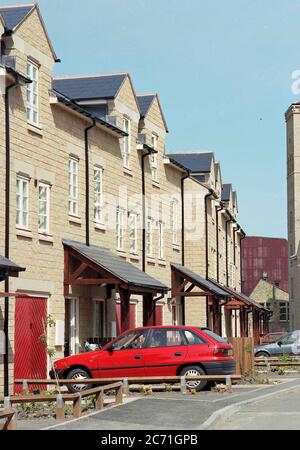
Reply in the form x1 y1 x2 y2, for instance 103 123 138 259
117 249 127 258
129 253 140 262
158 259 167 267
16 228 33 239
172 244 181 252
27 122 43 136
69 215 82 225
38 233 54 243
123 167 133 177
94 222 106 231
152 180 160 189
146 256 156 264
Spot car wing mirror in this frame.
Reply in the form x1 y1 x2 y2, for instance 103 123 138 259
277 341 282 347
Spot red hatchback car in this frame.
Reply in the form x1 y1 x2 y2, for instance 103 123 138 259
51 326 236 392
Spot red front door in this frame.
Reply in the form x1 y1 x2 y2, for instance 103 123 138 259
14 297 47 393
155 305 163 326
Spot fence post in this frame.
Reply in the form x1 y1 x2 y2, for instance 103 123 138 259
123 378 129 396
56 394 65 420
180 376 187 395
116 383 123 405
95 389 104 411
73 395 82 419
22 380 29 395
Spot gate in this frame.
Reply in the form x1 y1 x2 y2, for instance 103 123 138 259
14 297 47 393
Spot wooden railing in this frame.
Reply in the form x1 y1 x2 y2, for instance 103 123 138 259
255 357 300 368
0 381 123 421
0 409 17 430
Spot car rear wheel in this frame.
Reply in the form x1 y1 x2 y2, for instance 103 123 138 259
66 368 92 393
180 366 207 392
255 351 269 358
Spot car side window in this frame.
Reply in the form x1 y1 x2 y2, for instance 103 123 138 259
184 330 206 345
111 330 148 351
148 329 184 348
280 332 299 345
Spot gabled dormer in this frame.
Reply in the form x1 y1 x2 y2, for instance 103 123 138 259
167 152 215 188
222 183 234 213
0 3 58 69
214 162 222 199
137 93 168 138
53 72 141 130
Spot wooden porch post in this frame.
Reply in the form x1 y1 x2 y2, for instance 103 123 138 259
240 307 247 338
252 308 260 346
119 288 131 333
264 313 270 334
212 298 221 336
224 308 232 338
143 294 155 326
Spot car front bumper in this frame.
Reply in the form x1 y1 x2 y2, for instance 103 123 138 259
202 359 236 375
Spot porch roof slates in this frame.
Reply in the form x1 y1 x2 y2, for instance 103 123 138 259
171 263 230 298
63 240 168 294
0 256 25 281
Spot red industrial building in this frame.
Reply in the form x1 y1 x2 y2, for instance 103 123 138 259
241 237 288 296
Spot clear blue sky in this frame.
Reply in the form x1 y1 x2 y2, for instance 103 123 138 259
14 0 300 238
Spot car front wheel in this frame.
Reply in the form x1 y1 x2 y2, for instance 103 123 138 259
180 366 207 392
66 368 92 393
255 351 269 358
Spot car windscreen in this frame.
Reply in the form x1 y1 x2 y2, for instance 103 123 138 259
200 328 229 343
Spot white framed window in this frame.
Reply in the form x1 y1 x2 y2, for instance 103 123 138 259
279 302 289 322
69 158 78 216
129 212 138 254
172 199 179 245
146 218 153 257
38 182 50 233
158 221 164 259
94 167 103 223
26 59 39 125
151 134 158 181
123 117 131 168
116 207 125 251
16 176 29 229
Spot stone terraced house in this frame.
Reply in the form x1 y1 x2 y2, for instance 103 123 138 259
0 3 270 394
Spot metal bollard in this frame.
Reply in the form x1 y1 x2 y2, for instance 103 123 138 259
180 376 187 395
226 376 232 391
22 380 29 394
123 378 129 396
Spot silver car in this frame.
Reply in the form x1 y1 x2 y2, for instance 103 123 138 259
255 330 300 357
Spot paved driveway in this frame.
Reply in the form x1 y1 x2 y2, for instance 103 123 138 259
216 385 300 430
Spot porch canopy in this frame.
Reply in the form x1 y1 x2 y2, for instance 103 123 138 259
63 240 168 332
0 256 25 283
208 278 272 342
171 263 230 335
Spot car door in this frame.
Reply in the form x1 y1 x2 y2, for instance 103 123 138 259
276 331 300 356
93 329 148 378
143 328 188 377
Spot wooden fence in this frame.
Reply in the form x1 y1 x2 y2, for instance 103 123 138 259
228 337 254 376
0 381 123 422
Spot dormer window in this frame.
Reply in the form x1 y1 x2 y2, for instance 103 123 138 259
26 59 39 125
123 117 131 169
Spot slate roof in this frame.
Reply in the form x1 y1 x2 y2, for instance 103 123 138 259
222 184 232 202
167 153 214 174
0 4 34 30
137 95 155 117
171 263 230 298
63 240 168 292
53 74 127 101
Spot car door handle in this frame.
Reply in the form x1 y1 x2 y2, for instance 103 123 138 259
134 355 142 360
175 352 182 357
